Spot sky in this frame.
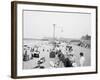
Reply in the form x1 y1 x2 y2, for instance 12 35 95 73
23 10 91 39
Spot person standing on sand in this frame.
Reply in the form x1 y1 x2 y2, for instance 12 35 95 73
79 52 85 66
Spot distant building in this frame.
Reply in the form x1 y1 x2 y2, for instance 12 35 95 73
81 34 91 40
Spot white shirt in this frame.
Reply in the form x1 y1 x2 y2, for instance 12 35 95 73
80 56 85 66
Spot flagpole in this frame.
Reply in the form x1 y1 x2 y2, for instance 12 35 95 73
53 24 56 48
53 24 55 42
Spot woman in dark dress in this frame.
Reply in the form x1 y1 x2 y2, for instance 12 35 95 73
63 57 72 67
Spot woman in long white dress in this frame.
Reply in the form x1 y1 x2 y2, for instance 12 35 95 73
79 52 85 66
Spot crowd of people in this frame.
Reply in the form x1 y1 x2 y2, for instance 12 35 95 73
23 41 86 68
